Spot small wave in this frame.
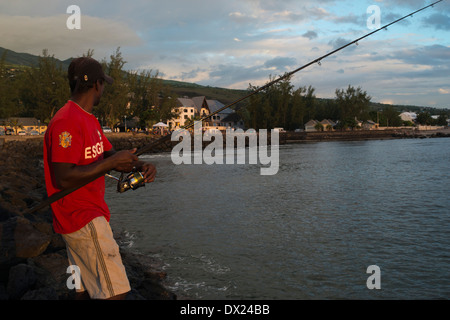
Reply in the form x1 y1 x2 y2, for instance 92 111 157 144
115 230 136 249
167 278 207 299
140 152 172 160
194 254 231 275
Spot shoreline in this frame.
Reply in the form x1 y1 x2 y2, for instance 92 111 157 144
0 128 449 300
2 126 449 143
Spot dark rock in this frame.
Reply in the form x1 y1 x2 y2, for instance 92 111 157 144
121 249 177 300
28 250 75 300
7 263 36 299
0 216 51 263
125 288 146 300
0 283 8 300
21 287 58 300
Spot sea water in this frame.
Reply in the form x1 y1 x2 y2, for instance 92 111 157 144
107 138 450 299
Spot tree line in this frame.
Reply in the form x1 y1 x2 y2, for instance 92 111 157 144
238 74 448 130
1 49 448 131
0 48 177 129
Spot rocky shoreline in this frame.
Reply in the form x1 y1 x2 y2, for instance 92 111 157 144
0 134 177 300
1 129 449 300
282 127 450 142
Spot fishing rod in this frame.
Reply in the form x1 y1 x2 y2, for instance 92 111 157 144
27 0 444 214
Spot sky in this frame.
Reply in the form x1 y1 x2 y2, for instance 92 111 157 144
0 0 449 108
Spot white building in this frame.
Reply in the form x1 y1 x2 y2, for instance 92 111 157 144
167 96 244 130
305 120 319 132
400 112 417 122
167 97 196 129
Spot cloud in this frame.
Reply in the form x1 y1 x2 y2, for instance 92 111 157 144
229 11 257 23
331 13 366 26
264 56 297 70
177 67 208 81
207 63 269 87
271 8 329 23
328 37 358 51
423 13 450 31
0 14 142 60
389 44 450 66
179 56 298 88
302 30 318 40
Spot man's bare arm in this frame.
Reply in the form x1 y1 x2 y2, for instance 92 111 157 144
52 149 139 190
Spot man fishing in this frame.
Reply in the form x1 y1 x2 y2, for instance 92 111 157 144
43 57 157 300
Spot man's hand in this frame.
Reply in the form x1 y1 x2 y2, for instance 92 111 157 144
139 162 157 183
105 147 157 183
109 148 139 173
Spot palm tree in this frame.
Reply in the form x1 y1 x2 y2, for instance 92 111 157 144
314 122 324 132
6 118 23 135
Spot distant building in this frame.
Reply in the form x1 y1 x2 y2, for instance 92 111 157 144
362 120 379 130
167 96 244 130
305 119 337 132
305 120 319 132
320 119 336 131
221 113 245 130
206 99 234 128
1 117 47 135
169 97 196 128
400 112 417 122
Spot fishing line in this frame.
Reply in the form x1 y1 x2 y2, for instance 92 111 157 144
27 0 444 214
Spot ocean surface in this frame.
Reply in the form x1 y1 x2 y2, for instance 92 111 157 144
106 137 450 299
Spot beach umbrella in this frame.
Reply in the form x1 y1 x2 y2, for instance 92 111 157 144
153 122 168 127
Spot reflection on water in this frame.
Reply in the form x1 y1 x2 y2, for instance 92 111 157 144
107 138 450 299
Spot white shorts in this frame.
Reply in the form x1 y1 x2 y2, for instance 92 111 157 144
62 216 131 299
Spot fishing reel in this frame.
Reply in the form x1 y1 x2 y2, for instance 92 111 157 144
117 170 146 193
106 170 146 193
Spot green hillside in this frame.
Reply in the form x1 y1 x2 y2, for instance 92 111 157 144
0 47 72 70
164 79 247 105
0 46 246 105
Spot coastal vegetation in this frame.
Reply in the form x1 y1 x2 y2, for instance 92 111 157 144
241 75 449 131
0 48 178 130
1 47 448 130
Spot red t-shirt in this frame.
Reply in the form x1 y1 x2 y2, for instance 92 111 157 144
44 100 113 234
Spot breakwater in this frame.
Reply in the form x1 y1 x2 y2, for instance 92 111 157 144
0 134 176 300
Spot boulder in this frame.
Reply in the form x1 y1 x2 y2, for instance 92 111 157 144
6 263 36 300
0 216 51 260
